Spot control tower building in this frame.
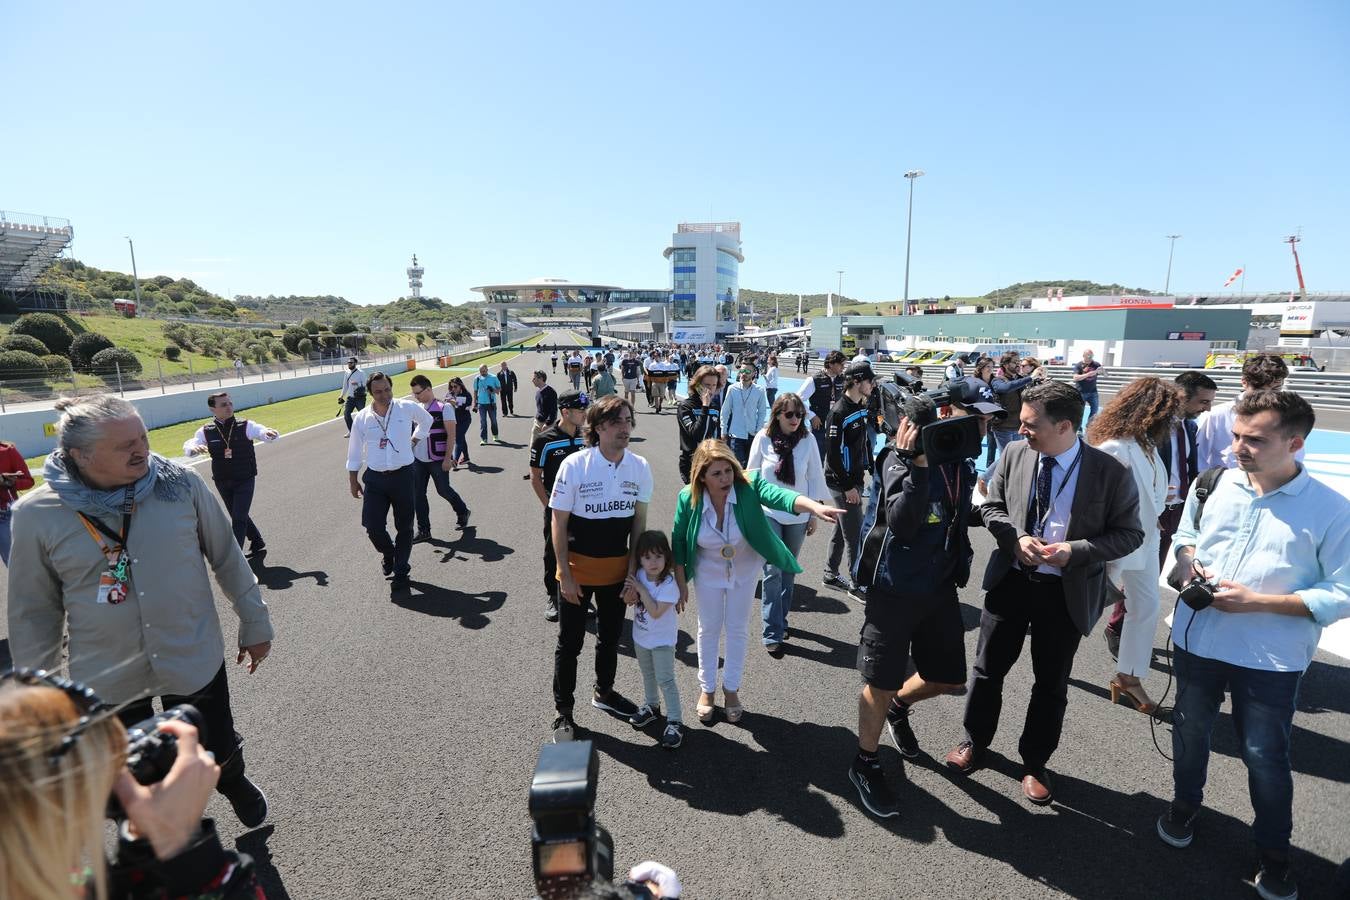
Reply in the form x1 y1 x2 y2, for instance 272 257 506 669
663 222 743 342
407 254 424 299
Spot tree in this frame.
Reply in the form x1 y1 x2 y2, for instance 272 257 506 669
333 318 358 335
297 337 314 356
164 345 182 361
282 326 309 352
415 332 426 347
41 354 72 377
301 318 321 335
90 347 143 379
69 332 117 371
11 312 76 355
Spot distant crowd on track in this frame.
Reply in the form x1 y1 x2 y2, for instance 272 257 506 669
2 338 1348 899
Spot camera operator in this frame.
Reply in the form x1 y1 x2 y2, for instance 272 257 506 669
1158 390 1350 900
0 671 262 899
847 381 1004 819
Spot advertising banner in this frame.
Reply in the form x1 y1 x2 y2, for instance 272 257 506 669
671 326 710 343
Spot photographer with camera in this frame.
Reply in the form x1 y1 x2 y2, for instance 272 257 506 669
8 395 275 829
1158 390 1350 900
847 379 1004 818
0 670 263 899
821 360 877 599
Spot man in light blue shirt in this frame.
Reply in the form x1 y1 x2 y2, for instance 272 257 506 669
1158 390 1350 900
722 365 768 467
472 364 502 445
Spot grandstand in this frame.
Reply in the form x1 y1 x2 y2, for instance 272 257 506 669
0 209 74 310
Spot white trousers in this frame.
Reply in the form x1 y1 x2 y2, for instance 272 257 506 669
695 581 757 693
1116 559 1162 680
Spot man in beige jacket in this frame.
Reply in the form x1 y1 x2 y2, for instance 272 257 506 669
7 394 275 828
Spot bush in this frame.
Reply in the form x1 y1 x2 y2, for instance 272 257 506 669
282 326 309 352
164 345 182 361
41 354 72 377
69 332 116 371
296 337 314 356
90 347 143 379
0 349 48 381
0 333 52 356
301 318 321 335
11 312 75 355
332 318 357 335
271 344 289 362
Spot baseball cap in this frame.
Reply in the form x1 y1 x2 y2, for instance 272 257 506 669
949 378 1005 417
558 388 590 410
844 360 875 382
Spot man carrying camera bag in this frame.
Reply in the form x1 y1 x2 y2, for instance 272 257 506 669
1158 390 1350 900
847 380 1003 819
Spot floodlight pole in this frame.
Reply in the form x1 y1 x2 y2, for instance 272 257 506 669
125 237 143 307
902 170 924 316
1164 234 1181 294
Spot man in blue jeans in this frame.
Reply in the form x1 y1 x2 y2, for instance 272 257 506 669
1159 390 1350 900
472 363 501 445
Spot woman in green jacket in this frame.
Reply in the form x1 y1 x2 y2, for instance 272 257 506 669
673 439 842 724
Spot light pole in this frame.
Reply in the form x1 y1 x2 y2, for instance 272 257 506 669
124 236 143 308
1164 234 1181 295
902 170 924 316
837 270 845 303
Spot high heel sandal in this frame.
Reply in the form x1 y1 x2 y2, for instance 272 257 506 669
1110 679 1156 715
696 695 715 724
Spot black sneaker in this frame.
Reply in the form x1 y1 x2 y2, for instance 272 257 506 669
457 511 471 529
381 552 394 577
246 542 266 558
1255 853 1298 900
220 775 269 829
629 704 659 728
822 572 849 591
886 709 920 759
847 583 868 604
591 689 638 718
551 714 575 743
660 723 683 749
849 757 900 819
390 575 411 594
412 531 432 544
1156 801 1198 848
545 597 560 622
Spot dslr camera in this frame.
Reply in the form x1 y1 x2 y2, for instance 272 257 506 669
1177 573 1219 611
529 741 653 900
107 704 203 819
892 375 1003 467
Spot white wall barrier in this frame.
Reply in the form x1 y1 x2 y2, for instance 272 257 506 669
0 369 345 458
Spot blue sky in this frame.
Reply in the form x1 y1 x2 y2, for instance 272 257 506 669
4 1 1348 305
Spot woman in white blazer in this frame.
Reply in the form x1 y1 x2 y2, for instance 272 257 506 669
1086 378 1183 714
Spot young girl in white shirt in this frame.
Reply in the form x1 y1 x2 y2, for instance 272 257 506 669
624 530 685 749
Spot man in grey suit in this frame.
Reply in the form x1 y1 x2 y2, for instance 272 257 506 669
944 380 1143 805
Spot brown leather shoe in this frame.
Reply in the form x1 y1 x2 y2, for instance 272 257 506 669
944 741 980 774
1022 771 1053 805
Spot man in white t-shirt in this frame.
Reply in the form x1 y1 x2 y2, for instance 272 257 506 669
339 356 369 436
548 395 653 743
1194 353 1304 471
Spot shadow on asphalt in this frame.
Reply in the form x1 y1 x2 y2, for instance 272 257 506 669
0 638 10 670
462 464 504 474
777 628 856 670
429 529 513 563
235 824 292 899
250 557 330 590
792 586 852 616
589 715 853 839
871 749 1343 898
394 581 506 627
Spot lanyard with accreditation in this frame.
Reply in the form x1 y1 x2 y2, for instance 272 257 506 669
77 484 135 605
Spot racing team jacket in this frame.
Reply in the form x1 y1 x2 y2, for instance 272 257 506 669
676 395 722 481
824 394 873 493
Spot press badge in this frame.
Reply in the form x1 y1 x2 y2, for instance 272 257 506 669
926 502 943 525
96 571 129 605
379 438 389 449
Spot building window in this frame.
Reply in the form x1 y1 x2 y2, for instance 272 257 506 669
715 248 739 323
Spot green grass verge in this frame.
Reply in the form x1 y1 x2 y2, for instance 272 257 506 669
21 332 553 486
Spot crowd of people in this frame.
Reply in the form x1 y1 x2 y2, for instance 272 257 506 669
2 339 1348 899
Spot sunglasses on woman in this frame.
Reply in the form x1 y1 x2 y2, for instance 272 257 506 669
781 410 804 419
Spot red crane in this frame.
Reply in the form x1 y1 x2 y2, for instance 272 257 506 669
1284 233 1307 300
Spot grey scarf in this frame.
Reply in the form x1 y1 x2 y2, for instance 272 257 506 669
43 450 190 516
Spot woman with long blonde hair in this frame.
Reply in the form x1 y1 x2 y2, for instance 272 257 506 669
0 671 261 899
1087 377 1182 714
671 440 842 723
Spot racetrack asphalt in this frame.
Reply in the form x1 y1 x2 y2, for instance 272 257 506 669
3 337 1347 899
